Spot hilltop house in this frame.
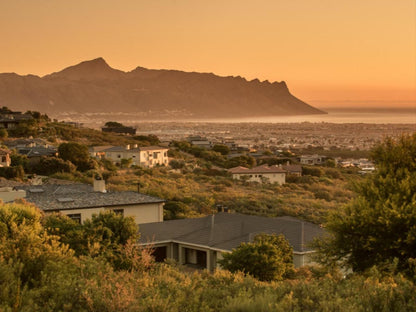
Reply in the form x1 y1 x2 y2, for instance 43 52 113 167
139 212 323 271
0 111 33 129
0 149 11 167
14 179 165 224
282 163 302 176
299 154 327 165
228 165 287 184
92 145 169 168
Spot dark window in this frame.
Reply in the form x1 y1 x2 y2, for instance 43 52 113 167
66 213 81 224
113 209 124 216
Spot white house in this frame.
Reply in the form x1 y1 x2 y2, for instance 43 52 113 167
228 165 287 184
94 145 169 168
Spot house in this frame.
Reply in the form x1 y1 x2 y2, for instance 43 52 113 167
0 111 33 129
99 145 169 168
138 212 323 271
0 149 11 167
16 146 58 165
299 154 327 165
282 163 302 176
88 145 113 159
4 138 57 165
15 179 165 224
187 136 212 149
228 165 287 184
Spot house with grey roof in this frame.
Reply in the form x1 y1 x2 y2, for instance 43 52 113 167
93 145 169 168
138 212 323 271
228 165 287 184
15 179 165 224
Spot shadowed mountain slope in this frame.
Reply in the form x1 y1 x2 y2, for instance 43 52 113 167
0 58 325 118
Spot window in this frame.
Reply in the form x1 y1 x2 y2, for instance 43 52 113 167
66 213 81 224
112 209 124 216
153 152 158 158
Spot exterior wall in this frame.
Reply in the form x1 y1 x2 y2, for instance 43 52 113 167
58 207 103 224
52 202 163 224
232 172 286 184
0 188 26 202
123 203 164 223
293 252 315 267
0 154 11 167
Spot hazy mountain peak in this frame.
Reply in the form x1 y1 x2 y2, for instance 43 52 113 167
44 57 124 81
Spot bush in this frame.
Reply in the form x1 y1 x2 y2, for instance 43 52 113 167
30 157 76 175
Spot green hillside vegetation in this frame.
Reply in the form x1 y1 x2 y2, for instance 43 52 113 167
0 202 415 312
102 164 358 224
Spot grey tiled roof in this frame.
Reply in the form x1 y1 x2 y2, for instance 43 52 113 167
138 213 323 253
16 184 164 211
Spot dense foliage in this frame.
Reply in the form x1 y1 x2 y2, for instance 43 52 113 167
219 233 294 281
0 202 415 311
314 134 416 275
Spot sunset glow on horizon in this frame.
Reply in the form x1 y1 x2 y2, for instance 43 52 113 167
1 0 415 108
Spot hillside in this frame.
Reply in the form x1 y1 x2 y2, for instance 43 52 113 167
0 58 325 119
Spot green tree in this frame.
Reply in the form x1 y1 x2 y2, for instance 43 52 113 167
314 134 416 275
31 156 76 175
212 144 230 156
104 121 123 127
83 211 139 269
58 142 95 171
218 233 294 281
0 128 8 140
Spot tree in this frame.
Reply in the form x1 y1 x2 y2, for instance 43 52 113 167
30 156 76 175
104 121 123 127
212 144 230 156
58 142 95 171
0 128 8 140
82 211 139 269
218 233 294 281
314 134 416 275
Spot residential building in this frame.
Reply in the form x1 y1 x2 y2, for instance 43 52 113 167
0 149 11 167
139 212 323 271
282 163 302 176
187 136 212 149
0 111 33 129
228 165 286 184
15 179 165 224
299 154 327 165
95 145 169 168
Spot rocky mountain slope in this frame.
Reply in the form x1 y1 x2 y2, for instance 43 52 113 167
0 58 325 119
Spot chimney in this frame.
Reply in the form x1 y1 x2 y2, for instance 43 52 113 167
93 175 106 193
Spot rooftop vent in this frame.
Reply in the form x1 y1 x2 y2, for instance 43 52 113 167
57 198 74 203
29 188 44 193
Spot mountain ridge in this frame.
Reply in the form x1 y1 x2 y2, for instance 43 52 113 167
0 58 325 119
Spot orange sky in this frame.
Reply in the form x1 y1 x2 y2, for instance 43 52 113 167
1 0 415 108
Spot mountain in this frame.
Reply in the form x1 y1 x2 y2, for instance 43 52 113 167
0 58 325 119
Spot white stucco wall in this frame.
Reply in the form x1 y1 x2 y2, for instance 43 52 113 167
53 202 163 224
